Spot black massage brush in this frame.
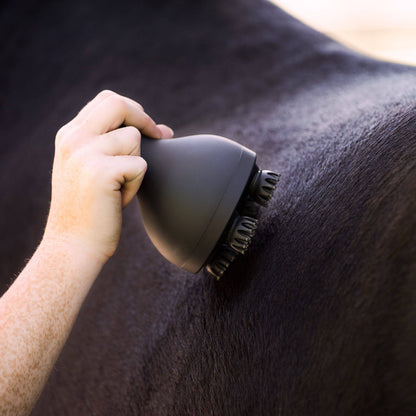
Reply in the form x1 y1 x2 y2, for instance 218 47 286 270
138 134 279 279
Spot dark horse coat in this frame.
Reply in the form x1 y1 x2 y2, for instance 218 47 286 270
0 0 415 414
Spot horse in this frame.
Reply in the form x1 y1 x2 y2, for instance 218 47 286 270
0 0 415 414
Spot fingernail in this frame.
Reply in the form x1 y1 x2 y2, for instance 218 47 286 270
169 127 174 137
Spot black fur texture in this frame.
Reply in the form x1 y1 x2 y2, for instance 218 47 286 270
0 0 415 414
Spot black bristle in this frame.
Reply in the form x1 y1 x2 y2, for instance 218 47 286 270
205 247 237 279
205 167 279 279
227 216 258 254
249 169 280 207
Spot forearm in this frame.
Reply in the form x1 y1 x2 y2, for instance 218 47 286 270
0 90 173 415
0 238 105 416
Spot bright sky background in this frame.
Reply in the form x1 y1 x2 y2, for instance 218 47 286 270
271 0 416 65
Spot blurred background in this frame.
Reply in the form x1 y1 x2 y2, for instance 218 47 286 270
272 0 416 66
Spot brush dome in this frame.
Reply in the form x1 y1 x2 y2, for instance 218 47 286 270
138 134 256 273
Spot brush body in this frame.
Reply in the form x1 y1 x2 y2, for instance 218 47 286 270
138 135 279 278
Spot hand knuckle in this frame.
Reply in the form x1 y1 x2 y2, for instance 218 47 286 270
143 114 153 126
108 95 125 111
55 125 68 144
131 141 141 155
124 129 140 154
57 135 76 156
97 89 115 99
140 158 147 170
126 125 140 136
55 126 84 157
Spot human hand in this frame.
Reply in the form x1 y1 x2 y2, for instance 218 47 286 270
43 90 174 263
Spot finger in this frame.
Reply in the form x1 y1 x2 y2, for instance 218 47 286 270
56 91 148 143
56 90 117 141
156 124 174 139
98 126 141 156
109 155 147 207
84 94 162 137
76 90 116 121
76 92 145 123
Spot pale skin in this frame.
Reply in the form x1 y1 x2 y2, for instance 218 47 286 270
0 90 174 415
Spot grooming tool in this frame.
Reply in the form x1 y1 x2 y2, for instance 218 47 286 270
138 135 279 279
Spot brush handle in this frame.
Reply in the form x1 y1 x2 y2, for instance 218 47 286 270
139 135 154 160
